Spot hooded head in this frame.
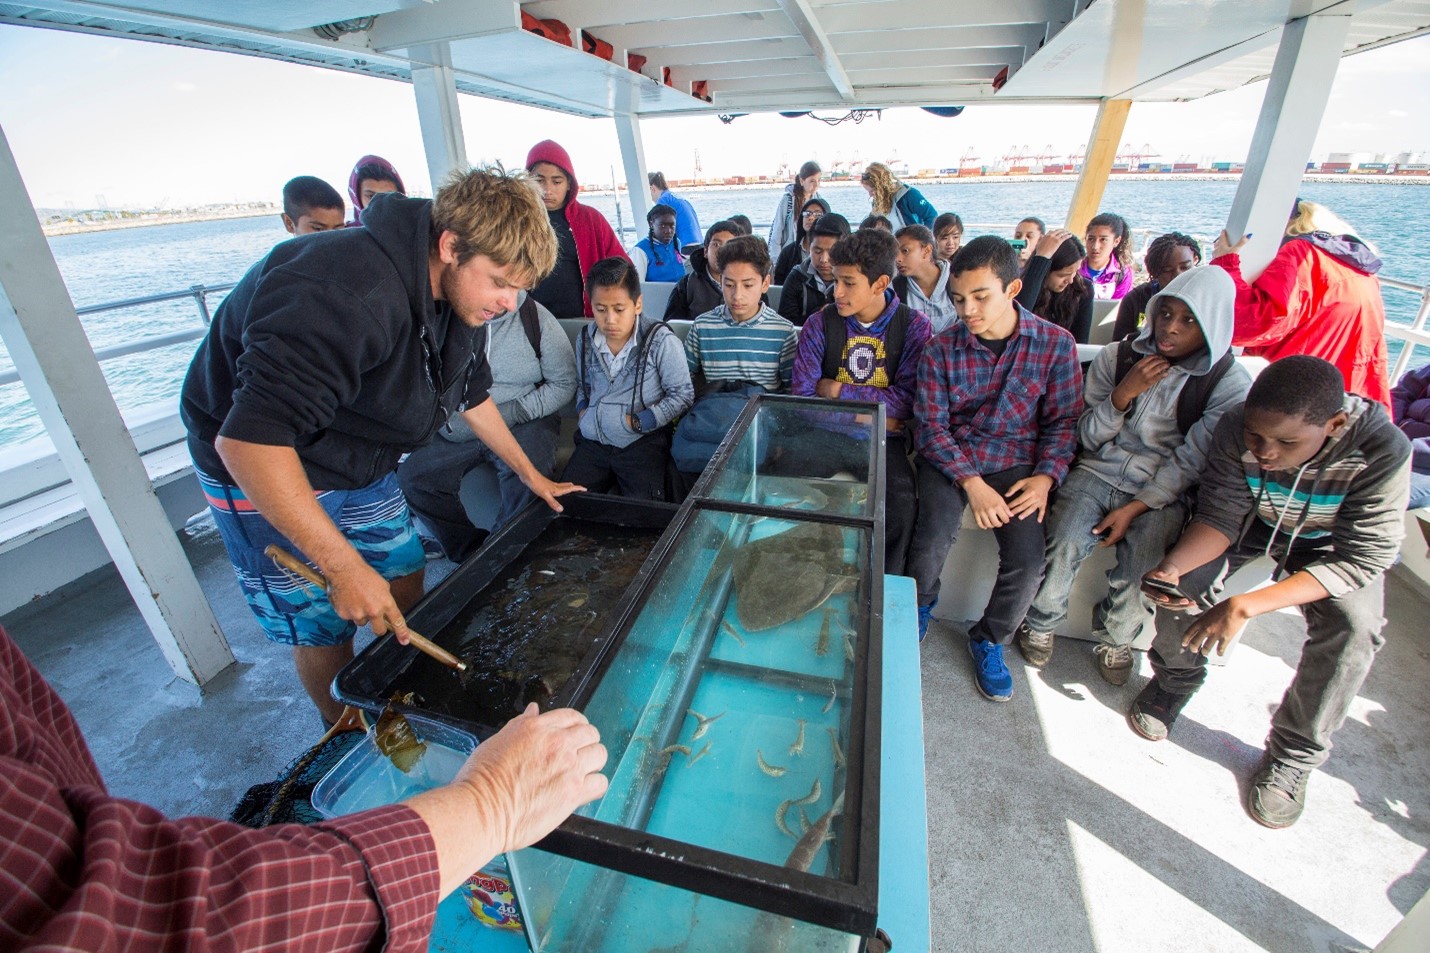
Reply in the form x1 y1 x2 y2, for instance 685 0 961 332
1135 266 1235 375
526 140 581 212
347 155 405 224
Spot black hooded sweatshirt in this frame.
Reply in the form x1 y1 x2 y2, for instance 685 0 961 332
181 193 492 490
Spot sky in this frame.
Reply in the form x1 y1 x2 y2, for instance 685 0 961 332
0 23 1426 210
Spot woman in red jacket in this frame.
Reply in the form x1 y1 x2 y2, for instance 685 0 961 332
1212 200 1390 408
526 140 628 317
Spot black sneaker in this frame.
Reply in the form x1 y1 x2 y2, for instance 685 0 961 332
1127 681 1190 741
1093 643 1135 686
1015 622 1054 667
1248 755 1310 829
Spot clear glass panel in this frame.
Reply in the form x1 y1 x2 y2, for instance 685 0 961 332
580 510 868 884
701 400 875 520
508 848 860 953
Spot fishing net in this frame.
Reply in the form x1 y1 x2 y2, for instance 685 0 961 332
229 728 366 827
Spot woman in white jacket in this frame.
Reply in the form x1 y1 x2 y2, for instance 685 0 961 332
766 160 821 256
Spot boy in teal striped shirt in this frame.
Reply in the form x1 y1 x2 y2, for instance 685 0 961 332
673 236 799 484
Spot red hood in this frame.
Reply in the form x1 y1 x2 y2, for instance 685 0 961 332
525 139 581 204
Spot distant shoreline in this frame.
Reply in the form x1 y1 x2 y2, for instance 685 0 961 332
41 171 1426 235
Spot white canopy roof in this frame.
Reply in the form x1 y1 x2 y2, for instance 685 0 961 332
2 0 1427 118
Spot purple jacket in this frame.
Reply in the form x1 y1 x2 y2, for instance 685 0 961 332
1391 363 1430 475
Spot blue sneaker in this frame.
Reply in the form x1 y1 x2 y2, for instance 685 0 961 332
967 636 1013 702
916 598 938 642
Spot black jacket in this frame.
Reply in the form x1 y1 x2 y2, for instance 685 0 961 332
777 262 835 327
1017 253 1094 344
663 247 724 320
181 193 492 489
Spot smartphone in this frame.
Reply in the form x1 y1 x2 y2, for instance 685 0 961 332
1142 576 1189 601
1009 238 1028 250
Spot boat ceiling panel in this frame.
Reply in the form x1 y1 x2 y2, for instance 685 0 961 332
1 0 1426 115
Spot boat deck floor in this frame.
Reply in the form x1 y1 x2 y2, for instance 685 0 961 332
4 516 1427 952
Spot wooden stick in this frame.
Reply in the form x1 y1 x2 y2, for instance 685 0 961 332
263 544 468 673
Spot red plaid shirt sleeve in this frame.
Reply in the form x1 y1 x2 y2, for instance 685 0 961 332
0 626 441 953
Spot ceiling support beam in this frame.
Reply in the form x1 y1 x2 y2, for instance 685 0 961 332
614 113 651 236
776 0 855 101
0 122 234 687
1064 98 1131 236
1224 11 1352 279
410 43 469 190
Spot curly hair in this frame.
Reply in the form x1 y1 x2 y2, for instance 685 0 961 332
430 166 556 287
1144 232 1202 276
860 162 900 216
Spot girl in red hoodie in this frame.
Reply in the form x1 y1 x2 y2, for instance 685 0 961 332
526 140 628 317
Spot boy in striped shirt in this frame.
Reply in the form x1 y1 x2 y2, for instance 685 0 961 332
672 236 799 483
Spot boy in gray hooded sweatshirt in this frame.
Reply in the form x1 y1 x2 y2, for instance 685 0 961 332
1132 355 1410 829
1017 267 1252 684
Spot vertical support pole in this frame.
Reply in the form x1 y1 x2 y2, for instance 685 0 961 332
1064 98 1131 236
614 112 650 237
0 124 234 686
1224 13 1352 279
411 42 469 190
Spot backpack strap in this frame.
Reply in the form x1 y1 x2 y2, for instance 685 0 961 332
518 294 542 362
1175 351 1236 436
884 303 910 379
891 275 910 306
819 305 847 382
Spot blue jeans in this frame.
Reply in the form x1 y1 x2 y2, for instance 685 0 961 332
1023 467 1187 647
397 415 560 561
1408 471 1430 510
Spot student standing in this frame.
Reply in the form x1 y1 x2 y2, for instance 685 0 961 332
565 258 694 499
779 212 851 326
1131 356 1410 829
905 237 1082 702
1080 212 1135 300
893 224 959 333
280 176 345 235
526 139 627 317
768 160 822 255
860 162 937 230
649 171 702 248
791 229 933 574
346 155 404 226
1017 267 1251 684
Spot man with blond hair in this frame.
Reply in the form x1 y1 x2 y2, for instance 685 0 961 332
182 167 582 725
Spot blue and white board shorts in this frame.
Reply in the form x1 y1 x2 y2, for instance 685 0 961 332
197 468 426 647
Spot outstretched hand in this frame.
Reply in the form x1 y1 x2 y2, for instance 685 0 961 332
457 704 609 854
524 473 585 513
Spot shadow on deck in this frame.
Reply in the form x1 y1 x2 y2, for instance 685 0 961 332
3 515 1427 952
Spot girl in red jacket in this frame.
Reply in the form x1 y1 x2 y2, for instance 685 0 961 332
1212 200 1390 408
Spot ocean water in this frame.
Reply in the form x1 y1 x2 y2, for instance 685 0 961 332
1 179 1426 449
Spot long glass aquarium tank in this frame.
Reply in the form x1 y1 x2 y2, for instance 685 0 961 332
511 395 888 951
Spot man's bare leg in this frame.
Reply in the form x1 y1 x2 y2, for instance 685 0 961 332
294 642 353 725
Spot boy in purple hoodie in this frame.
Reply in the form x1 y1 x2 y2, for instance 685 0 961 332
791 228 933 574
346 155 405 226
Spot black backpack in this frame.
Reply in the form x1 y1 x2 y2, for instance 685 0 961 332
1112 335 1235 435
819 302 912 384
517 294 542 361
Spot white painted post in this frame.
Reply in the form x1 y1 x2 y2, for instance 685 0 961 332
411 43 469 189
1224 12 1352 279
614 112 650 236
0 124 234 686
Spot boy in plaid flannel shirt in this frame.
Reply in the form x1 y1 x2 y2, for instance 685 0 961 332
906 236 1083 702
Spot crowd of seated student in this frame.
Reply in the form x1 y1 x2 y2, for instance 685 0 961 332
628 205 685 282
779 213 851 326
1016 228 1095 343
773 197 832 284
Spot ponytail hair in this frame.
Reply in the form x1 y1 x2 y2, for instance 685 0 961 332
790 160 822 223
1088 212 1133 274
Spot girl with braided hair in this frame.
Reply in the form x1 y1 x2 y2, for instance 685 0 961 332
1113 232 1203 339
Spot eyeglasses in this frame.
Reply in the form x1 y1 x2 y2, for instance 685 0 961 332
802 209 823 218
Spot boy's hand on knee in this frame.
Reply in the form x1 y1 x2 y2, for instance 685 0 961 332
1094 500 1150 547
962 477 1012 529
1006 474 1054 522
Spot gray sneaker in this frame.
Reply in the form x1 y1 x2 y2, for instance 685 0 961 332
1248 755 1310 829
1015 623 1054 667
1093 643 1135 685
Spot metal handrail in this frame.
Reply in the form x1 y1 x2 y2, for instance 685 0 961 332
0 282 232 388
